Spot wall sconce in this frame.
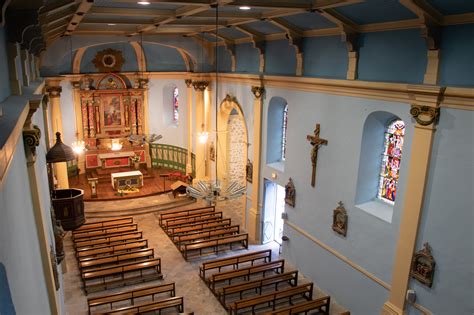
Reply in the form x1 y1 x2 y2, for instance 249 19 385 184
282 235 290 242
271 172 277 179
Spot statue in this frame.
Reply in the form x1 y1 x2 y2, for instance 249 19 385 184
246 159 253 183
51 209 65 263
285 178 296 207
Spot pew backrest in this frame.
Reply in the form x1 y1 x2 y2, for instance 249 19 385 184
77 239 149 260
74 218 133 233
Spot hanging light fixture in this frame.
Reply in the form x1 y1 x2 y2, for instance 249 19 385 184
46 132 76 163
186 3 246 204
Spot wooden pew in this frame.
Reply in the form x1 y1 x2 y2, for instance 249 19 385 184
72 224 138 241
227 283 313 315
217 271 299 306
262 295 330 315
77 240 149 260
75 232 143 250
158 206 215 225
104 296 184 314
182 233 249 260
200 249 272 280
207 259 285 292
87 282 176 315
167 218 232 236
82 258 163 293
175 225 240 248
80 248 154 272
74 218 134 233
163 212 224 231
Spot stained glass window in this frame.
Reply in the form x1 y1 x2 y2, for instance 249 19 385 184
377 119 405 203
173 87 179 124
281 104 288 161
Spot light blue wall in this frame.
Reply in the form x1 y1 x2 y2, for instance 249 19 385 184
0 139 52 315
260 87 414 314
143 43 187 72
81 43 138 73
216 46 232 73
0 27 11 102
235 43 260 74
59 81 76 148
406 108 474 315
266 97 286 164
358 29 427 84
0 263 15 315
265 40 297 76
439 24 474 87
303 36 348 79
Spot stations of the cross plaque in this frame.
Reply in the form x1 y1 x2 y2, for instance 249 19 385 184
306 123 328 187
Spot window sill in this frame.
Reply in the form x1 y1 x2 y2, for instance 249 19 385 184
267 161 285 172
355 199 394 223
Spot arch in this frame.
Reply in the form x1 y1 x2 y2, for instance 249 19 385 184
129 41 146 72
266 96 288 165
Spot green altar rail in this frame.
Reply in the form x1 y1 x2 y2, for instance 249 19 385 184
149 144 195 178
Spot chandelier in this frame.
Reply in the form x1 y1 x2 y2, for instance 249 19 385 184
186 4 246 204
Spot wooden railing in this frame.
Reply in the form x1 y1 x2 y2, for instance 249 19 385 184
149 143 195 177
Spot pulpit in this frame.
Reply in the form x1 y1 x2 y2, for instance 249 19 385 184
51 188 85 230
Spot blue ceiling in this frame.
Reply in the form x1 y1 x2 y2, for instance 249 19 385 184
335 0 417 24
427 0 474 15
246 21 285 35
218 28 247 40
282 12 337 30
94 0 180 10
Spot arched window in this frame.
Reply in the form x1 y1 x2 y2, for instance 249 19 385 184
377 119 405 203
281 104 288 161
173 87 179 124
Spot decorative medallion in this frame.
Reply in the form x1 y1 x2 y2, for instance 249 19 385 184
332 201 347 237
411 242 436 288
92 48 125 73
284 178 296 207
251 86 265 99
209 141 215 162
410 105 440 126
246 159 253 183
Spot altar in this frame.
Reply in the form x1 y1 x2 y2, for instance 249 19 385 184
111 170 144 190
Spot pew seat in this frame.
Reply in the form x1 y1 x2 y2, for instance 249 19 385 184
182 233 248 260
261 295 330 315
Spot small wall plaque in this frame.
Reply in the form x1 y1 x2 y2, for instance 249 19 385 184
284 178 296 207
411 242 435 288
332 201 348 237
246 159 253 183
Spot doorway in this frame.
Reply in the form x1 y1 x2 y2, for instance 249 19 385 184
262 179 285 245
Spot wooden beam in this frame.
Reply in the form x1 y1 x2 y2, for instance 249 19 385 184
89 6 174 17
39 0 76 16
64 0 94 36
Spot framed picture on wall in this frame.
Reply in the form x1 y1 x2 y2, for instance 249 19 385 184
99 93 126 136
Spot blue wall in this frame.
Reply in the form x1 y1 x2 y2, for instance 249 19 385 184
439 24 474 87
81 43 138 73
358 29 427 83
407 108 474 314
265 40 297 76
0 263 15 315
235 43 260 73
216 45 232 73
143 43 187 72
303 36 348 79
0 27 11 102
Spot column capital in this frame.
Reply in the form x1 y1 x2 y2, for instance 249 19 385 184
185 79 193 88
251 86 265 99
192 80 209 92
71 81 81 89
410 105 440 127
23 125 41 165
46 86 62 98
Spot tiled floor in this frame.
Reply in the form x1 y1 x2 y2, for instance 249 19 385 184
63 195 346 314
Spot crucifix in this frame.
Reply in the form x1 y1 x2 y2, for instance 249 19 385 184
306 123 328 187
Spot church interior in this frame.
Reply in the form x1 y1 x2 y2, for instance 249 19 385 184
0 0 473 314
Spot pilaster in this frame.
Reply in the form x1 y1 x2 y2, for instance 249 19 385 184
192 80 209 180
185 79 193 173
71 81 85 173
20 49 30 87
382 86 443 315
7 42 22 95
248 86 265 243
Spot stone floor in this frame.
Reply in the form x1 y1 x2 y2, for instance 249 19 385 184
63 195 346 315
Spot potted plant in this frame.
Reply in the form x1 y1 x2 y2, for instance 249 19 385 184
130 153 141 170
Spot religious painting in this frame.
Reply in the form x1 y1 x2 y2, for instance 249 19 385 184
332 201 347 237
101 94 122 127
285 178 295 207
411 242 435 288
378 120 405 203
209 142 215 162
246 159 253 183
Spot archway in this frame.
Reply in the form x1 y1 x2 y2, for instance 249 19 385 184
216 95 248 228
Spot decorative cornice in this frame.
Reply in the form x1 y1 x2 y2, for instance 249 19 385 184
71 81 81 89
185 79 193 88
224 94 238 103
192 80 209 92
251 86 265 99
46 86 62 98
410 105 440 126
23 125 41 164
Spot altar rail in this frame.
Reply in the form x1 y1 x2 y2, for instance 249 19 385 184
149 144 195 177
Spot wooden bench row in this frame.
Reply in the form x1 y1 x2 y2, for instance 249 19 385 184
77 239 149 260
262 295 330 315
74 217 134 234
158 205 215 226
88 282 177 314
182 233 249 260
200 249 272 279
162 211 224 231
75 232 143 251
175 225 240 247
73 223 138 242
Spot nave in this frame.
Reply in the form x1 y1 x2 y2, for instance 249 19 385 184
63 197 348 315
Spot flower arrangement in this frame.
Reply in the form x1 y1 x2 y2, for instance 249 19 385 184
130 153 141 163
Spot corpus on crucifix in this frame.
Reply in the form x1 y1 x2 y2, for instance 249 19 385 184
306 123 328 187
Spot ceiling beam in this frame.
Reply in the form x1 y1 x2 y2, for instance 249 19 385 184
89 6 174 17
39 0 77 16
64 0 94 36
